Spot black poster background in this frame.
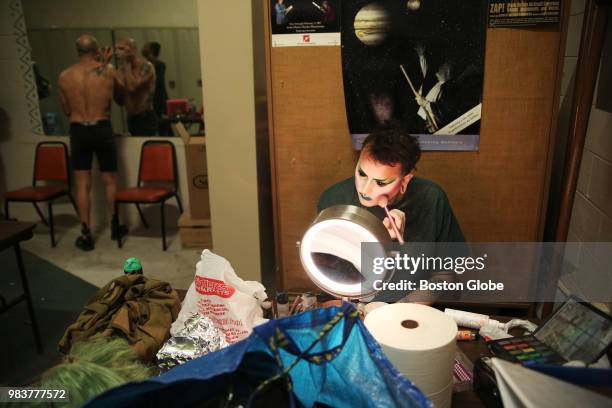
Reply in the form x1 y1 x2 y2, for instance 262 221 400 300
341 1 488 150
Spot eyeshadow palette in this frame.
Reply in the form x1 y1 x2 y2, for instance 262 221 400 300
488 296 612 365
488 335 566 364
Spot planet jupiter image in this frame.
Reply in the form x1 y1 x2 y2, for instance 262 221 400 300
353 3 391 46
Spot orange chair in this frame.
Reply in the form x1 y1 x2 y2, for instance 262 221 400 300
4 142 78 247
114 141 183 250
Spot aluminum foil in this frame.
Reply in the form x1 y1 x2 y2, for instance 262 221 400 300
157 313 229 371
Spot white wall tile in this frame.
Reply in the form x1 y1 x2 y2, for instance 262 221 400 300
592 57 602 108
558 92 572 113
570 0 586 16
585 108 612 163
577 149 593 195
562 234 581 275
575 243 609 300
561 56 577 98
565 13 585 57
588 155 612 218
569 192 604 241
599 216 612 242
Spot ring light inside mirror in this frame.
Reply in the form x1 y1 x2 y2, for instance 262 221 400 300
300 205 393 299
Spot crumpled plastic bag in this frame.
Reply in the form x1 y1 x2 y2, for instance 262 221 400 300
171 250 268 344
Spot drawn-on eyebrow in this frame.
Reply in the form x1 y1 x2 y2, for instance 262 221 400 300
357 165 396 184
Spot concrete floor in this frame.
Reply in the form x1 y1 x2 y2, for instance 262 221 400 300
20 215 204 291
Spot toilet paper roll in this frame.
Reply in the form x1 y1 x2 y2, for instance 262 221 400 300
363 301 388 315
427 380 453 408
364 303 457 403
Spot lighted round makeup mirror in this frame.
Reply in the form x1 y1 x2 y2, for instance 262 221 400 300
299 205 395 299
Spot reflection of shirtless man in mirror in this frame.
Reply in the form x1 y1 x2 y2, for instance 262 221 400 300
114 37 158 135
58 34 127 251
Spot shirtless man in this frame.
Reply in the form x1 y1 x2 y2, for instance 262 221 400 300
114 37 158 135
58 34 127 251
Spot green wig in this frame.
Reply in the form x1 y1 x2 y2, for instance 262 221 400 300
40 336 151 407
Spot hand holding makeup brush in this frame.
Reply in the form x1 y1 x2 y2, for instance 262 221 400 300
378 195 406 243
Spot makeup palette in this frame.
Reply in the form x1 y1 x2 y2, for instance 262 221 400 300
489 335 565 364
489 296 612 365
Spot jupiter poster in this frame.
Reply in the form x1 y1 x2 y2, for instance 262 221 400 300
341 1 488 151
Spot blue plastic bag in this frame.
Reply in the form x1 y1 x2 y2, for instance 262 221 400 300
85 302 431 408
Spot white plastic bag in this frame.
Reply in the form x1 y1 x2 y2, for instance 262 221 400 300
171 250 268 343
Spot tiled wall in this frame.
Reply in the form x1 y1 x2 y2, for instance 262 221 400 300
559 0 611 308
0 0 47 209
0 0 42 141
567 2 612 244
544 0 587 243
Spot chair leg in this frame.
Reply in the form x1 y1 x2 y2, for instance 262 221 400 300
14 243 43 353
160 200 167 251
175 194 184 214
68 193 79 216
4 200 9 220
33 203 48 226
48 200 55 247
115 202 123 248
136 204 149 228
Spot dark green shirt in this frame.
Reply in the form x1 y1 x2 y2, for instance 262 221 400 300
317 176 465 242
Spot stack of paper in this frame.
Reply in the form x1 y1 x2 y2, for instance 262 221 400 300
490 358 612 408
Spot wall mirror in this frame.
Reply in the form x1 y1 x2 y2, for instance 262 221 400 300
23 0 203 137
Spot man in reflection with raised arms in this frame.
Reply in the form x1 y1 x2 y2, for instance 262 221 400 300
114 37 158 136
58 34 127 251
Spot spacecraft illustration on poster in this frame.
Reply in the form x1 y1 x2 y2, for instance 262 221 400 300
341 1 488 151
270 0 341 47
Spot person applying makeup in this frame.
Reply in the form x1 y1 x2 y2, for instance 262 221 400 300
317 123 464 244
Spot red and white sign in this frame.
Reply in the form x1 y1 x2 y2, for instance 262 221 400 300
195 276 236 298
271 33 340 47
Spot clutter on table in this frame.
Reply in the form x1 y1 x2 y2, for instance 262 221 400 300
41 335 151 408
83 302 431 408
59 259 180 362
157 313 228 372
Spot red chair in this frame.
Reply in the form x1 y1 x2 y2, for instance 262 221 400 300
114 141 183 250
3 142 78 247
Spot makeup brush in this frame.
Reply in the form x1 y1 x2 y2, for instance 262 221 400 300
378 195 405 244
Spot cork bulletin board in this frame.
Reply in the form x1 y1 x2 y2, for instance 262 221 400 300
265 2 568 290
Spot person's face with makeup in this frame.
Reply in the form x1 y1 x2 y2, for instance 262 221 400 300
354 150 412 207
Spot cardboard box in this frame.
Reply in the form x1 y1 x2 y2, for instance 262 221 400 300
178 210 213 249
176 122 210 219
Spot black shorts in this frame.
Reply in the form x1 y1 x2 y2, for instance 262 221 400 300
69 120 118 172
128 110 159 136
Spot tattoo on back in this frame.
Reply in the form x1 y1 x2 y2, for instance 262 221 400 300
139 63 152 77
93 65 108 76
